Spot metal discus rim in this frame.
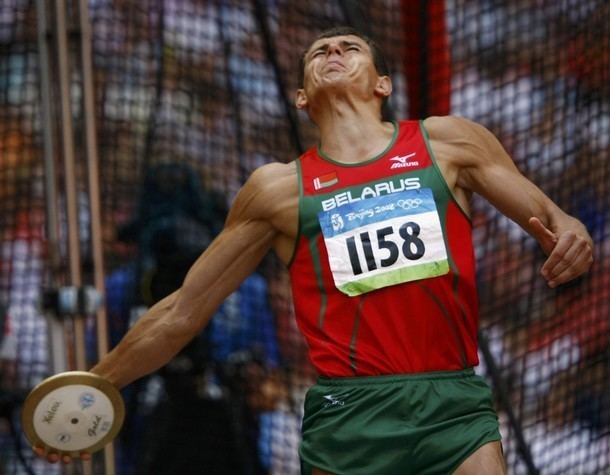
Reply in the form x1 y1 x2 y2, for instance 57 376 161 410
21 371 125 456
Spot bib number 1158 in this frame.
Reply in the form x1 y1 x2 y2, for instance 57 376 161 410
345 221 425 276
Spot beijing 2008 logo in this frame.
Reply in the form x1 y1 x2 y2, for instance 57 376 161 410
331 213 344 232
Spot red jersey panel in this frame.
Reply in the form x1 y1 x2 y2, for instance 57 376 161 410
289 120 479 376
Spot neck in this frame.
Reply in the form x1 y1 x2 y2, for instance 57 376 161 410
311 97 393 164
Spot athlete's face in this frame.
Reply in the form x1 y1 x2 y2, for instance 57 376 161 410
296 35 390 111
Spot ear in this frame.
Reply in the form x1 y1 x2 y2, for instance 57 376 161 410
374 76 392 99
295 88 308 110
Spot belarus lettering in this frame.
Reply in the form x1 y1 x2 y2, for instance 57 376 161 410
321 177 420 211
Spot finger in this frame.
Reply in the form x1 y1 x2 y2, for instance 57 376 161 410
528 217 557 253
540 231 576 279
541 236 582 281
547 244 593 287
548 264 580 288
33 446 46 458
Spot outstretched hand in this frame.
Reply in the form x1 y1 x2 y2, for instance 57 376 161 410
528 217 593 287
33 445 91 464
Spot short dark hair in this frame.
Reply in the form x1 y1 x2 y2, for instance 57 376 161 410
298 26 389 87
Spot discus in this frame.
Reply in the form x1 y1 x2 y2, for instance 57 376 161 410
21 371 124 457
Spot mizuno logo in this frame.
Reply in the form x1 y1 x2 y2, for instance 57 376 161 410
389 152 418 169
322 394 348 408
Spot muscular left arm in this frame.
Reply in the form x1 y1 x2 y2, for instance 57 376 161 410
425 116 593 287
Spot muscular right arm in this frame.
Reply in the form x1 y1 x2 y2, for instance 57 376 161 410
91 162 297 388
425 116 593 287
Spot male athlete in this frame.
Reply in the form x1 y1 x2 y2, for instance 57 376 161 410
36 27 592 474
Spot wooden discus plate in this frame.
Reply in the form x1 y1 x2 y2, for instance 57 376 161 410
21 371 124 456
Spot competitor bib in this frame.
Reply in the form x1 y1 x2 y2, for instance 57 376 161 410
318 188 449 296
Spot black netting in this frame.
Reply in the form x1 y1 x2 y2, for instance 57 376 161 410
0 1 56 474
448 1 610 474
1 1 608 474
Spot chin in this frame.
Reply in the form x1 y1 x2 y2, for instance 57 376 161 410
318 74 353 88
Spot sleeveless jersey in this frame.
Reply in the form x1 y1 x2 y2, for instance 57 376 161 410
288 120 480 377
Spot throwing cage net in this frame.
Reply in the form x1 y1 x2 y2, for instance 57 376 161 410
0 1 608 474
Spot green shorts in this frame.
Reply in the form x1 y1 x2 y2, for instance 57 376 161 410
300 368 501 475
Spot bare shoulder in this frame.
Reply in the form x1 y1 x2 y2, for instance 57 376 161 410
423 115 508 168
228 160 298 228
244 161 297 207
423 115 490 142
248 161 297 189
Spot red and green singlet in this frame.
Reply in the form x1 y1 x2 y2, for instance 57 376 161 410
288 120 480 377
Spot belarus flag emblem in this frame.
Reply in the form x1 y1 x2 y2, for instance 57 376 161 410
313 172 338 190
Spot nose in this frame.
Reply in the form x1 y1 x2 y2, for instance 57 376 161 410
327 42 343 57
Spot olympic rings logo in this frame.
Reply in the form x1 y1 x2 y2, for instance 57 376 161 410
397 198 423 210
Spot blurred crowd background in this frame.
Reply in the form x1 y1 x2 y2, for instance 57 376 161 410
0 1 608 474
